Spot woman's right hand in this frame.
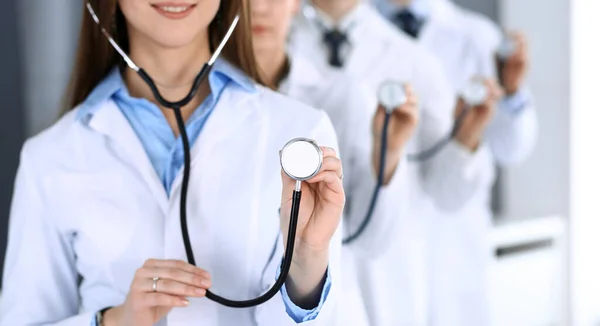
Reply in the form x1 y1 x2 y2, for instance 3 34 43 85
104 259 212 326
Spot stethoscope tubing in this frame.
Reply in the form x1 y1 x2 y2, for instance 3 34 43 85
407 102 471 162
342 111 391 244
343 100 472 243
175 106 303 307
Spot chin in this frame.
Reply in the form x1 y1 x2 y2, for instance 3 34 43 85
254 41 275 54
144 26 205 49
154 34 198 49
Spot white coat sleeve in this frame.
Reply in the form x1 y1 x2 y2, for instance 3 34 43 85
0 141 95 326
476 21 539 165
333 81 409 258
486 90 538 165
253 113 341 326
415 53 495 212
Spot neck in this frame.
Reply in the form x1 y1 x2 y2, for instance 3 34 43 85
255 46 288 88
124 31 212 127
312 0 360 22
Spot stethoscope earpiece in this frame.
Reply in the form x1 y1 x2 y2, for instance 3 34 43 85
378 81 407 114
280 138 323 182
461 80 489 107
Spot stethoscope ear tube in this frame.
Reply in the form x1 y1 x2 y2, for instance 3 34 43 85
137 63 210 109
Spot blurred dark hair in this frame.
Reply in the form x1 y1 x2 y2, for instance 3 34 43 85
63 0 263 111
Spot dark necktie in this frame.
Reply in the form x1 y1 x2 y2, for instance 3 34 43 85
323 29 348 68
395 9 423 38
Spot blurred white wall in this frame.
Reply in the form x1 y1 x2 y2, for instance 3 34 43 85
453 0 498 27
18 0 82 136
499 0 571 324
499 0 570 220
570 0 600 324
497 0 600 324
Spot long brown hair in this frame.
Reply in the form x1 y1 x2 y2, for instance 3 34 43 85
63 0 263 112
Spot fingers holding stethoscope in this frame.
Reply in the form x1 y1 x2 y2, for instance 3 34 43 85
304 147 344 195
130 259 212 305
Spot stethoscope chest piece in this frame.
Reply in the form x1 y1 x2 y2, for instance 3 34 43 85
280 138 323 182
497 37 517 60
302 4 317 21
461 80 488 107
378 81 407 113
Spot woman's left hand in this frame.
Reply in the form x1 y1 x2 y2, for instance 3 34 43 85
279 146 345 307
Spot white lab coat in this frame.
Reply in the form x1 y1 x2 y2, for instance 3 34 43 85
290 3 493 325
409 1 539 325
0 83 343 326
279 54 410 326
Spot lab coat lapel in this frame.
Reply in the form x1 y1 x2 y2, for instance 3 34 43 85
282 55 327 100
419 0 471 89
168 85 259 198
88 100 169 212
345 7 393 78
419 0 459 48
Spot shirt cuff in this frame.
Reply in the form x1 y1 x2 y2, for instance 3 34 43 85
500 87 531 115
277 262 332 323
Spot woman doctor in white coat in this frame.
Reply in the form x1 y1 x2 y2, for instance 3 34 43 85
0 1 346 325
249 0 418 323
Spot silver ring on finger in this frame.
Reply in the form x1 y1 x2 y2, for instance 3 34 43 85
152 276 160 293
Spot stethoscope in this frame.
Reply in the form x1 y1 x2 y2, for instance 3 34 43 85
298 5 410 244
304 0 517 243
342 82 406 244
343 79 489 243
299 2 491 243
496 36 517 88
343 38 518 243
86 3 323 308
405 36 517 162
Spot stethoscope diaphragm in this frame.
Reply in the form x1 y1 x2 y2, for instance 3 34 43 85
378 81 407 114
280 138 323 182
460 80 489 107
497 37 517 60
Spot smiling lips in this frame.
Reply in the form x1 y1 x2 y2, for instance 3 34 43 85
152 2 197 19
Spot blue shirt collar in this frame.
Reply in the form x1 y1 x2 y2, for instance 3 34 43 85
77 58 256 122
374 0 431 21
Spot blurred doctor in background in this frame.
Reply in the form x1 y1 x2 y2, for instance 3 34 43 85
250 0 418 323
373 0 539 325
290 0 503 325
